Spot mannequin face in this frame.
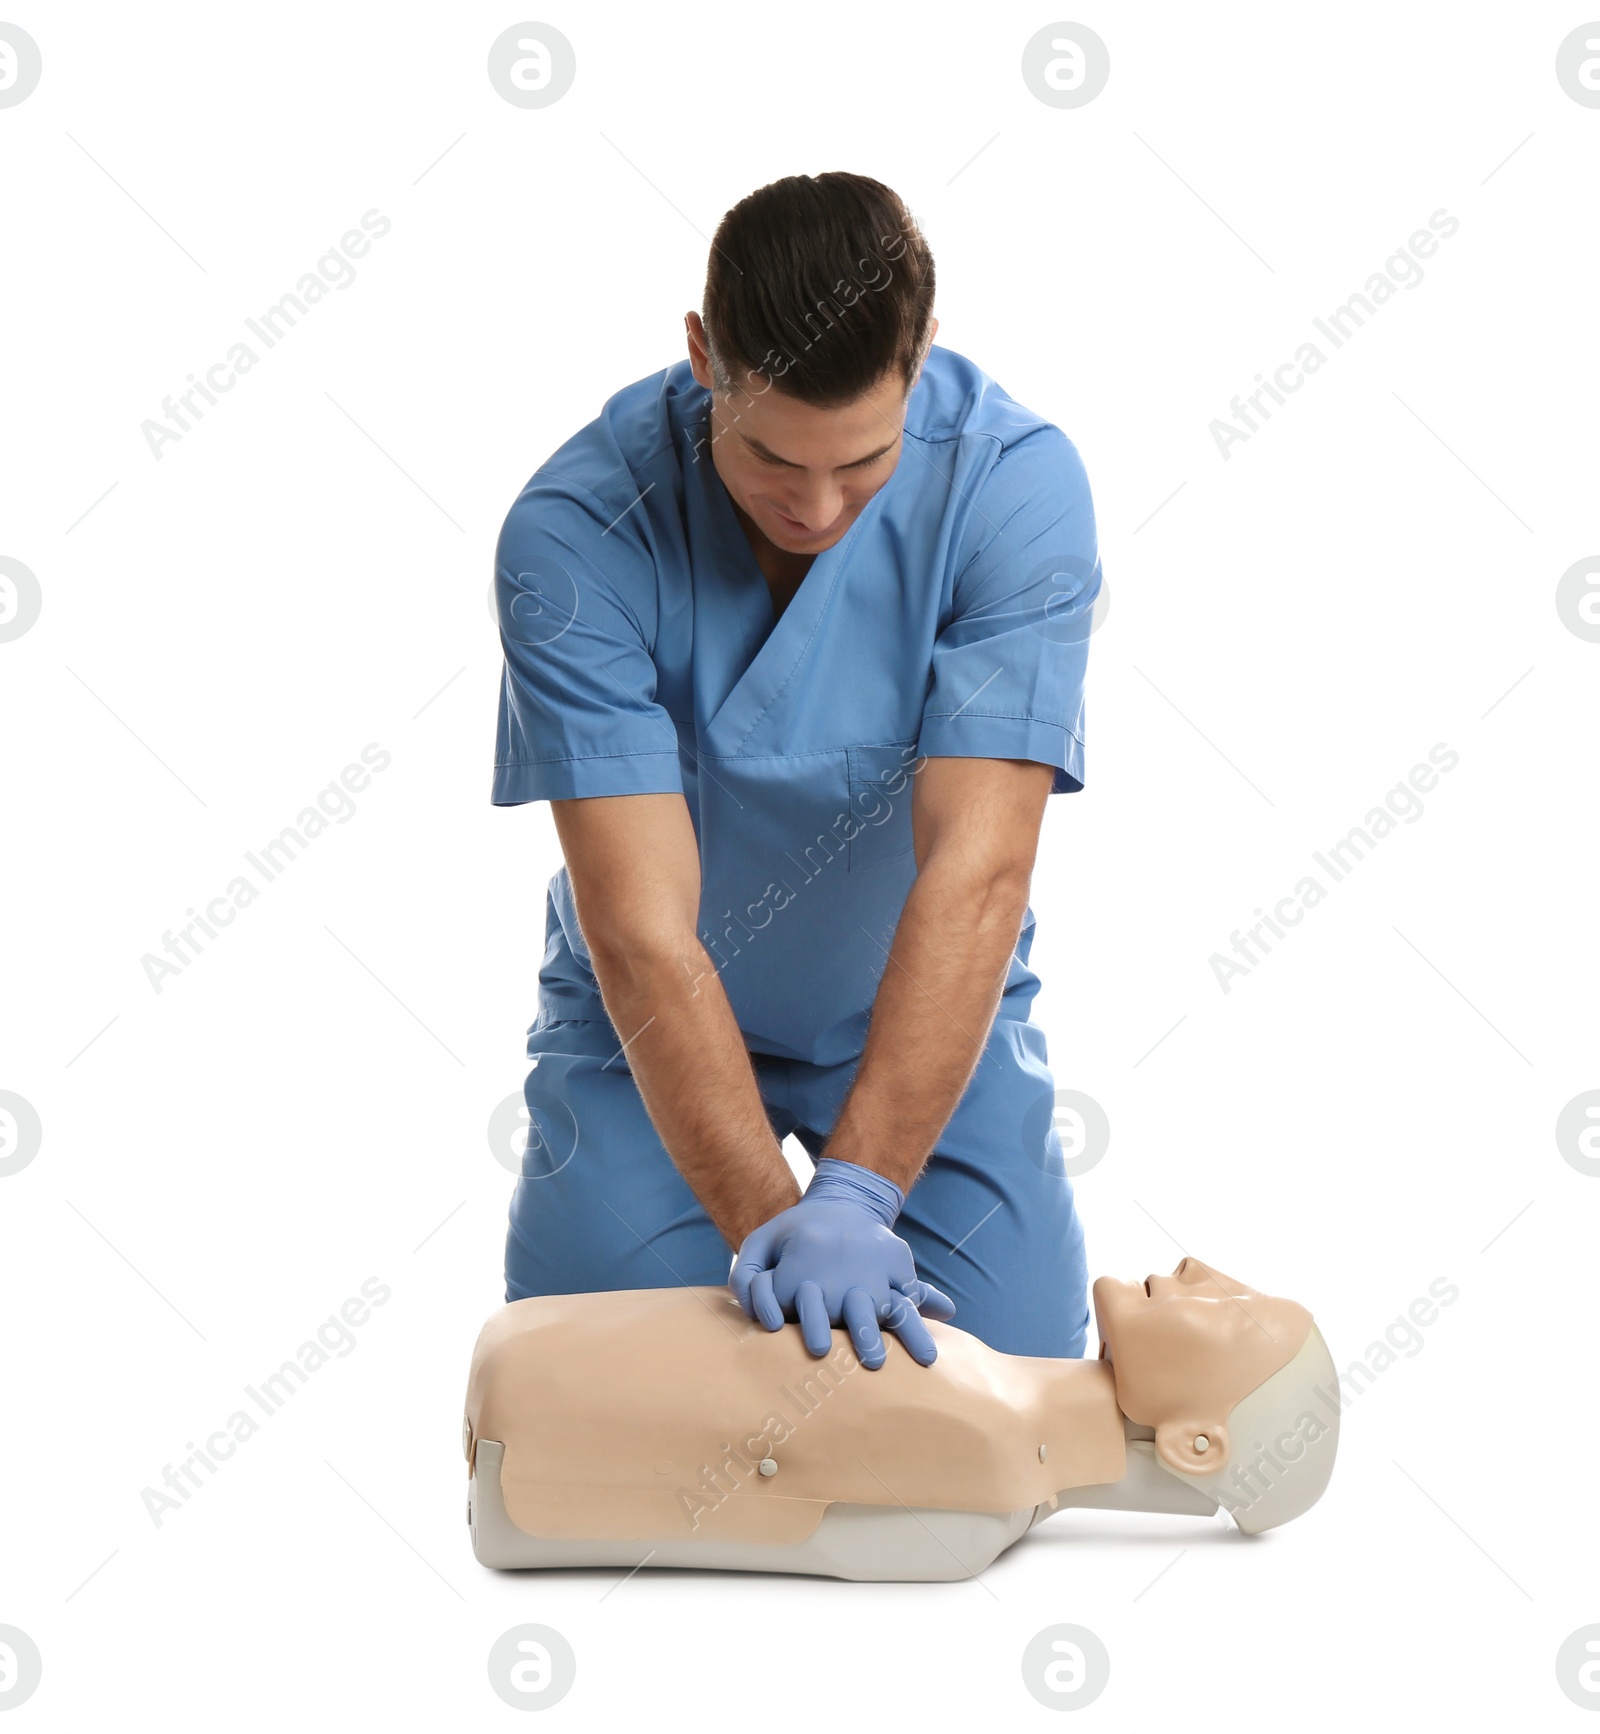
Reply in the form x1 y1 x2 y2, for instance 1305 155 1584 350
1095 1256 1262 1329
684 310 937 560
1093 1258 1310 1478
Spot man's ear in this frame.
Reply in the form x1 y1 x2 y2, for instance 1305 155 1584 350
1154 1418 1229 1477
684 312 713 388
906 317 939 389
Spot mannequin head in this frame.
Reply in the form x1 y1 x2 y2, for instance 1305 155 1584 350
1092 1257 1314 1479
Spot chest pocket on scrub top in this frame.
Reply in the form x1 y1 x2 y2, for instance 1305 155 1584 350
846 742 919 871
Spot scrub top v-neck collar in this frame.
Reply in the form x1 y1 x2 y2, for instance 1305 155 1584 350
689 407 874 756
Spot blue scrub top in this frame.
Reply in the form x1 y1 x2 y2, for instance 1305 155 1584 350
492 343 1102 1068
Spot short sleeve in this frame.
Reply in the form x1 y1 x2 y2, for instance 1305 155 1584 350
491 478 684 804
917 426 1102 793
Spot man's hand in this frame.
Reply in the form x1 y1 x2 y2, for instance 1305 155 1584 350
730 1157 956 1369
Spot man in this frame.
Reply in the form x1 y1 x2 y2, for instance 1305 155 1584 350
492 171 1102 1373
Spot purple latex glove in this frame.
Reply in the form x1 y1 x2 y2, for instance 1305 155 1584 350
729 1156 956 1368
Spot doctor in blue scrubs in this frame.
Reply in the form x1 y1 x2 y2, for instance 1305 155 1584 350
492 172 1102 1370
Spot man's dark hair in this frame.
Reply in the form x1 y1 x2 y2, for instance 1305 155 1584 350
702 172 936 408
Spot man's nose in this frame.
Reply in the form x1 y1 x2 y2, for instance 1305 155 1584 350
782 492 844 531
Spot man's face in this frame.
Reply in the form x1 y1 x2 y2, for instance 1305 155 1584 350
685 311 937 556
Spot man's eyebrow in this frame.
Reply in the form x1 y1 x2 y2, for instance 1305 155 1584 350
736 430 901 469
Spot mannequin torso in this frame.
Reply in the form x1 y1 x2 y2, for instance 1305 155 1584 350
463 1261 1340 1580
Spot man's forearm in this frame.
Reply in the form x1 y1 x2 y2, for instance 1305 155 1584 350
823 856 1031 1194
586 931 801 1248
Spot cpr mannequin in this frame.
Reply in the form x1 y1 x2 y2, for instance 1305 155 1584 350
463 1257 1339 1582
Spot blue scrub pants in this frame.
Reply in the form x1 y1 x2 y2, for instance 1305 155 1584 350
504 1013 1091 1359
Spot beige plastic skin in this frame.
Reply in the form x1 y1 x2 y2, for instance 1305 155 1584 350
465 1284 1128 1546
463 1257 1338 1571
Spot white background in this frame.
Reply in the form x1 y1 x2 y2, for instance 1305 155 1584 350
3 1 1597 1725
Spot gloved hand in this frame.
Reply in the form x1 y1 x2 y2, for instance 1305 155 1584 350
730 1157 956 1369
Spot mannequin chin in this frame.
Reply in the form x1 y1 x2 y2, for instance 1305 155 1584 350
463 1257 1340 1581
